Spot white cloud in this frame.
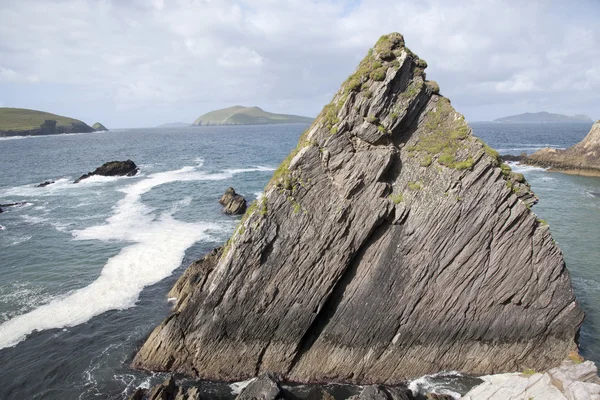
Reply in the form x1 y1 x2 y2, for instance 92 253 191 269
0 0 598 126
496 74 538 93
217 47 264 68
0 67 18 82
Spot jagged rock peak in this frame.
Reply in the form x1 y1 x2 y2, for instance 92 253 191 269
132 32 584 384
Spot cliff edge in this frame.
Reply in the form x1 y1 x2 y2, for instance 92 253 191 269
524 121 600 176
132 33 584 384
0 107 94 137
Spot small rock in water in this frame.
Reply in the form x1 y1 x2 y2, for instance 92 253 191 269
0 202 27 212
348 385 414 400
36 180 55 187
219 187 247 215
74 160 139 183
236 373 284 400
127 375 201 400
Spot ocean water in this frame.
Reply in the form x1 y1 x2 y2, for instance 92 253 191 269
0 121 598 399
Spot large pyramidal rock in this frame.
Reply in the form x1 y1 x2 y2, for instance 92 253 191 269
132 33 584 384
524 121 600 176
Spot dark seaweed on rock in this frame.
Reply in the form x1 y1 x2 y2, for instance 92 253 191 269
132 33 584 384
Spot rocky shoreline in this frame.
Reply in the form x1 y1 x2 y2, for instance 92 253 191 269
502 121 600 177
130 359 600 399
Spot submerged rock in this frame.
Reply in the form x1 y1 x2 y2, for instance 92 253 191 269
524 121 600 176
36 180 55 187
132 33 583 384
219 187 247 214
348 385 414 400
236 373 286 400
0 202 27 212
127 375 201 400
74 160 138 183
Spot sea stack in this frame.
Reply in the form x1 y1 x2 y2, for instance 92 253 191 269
524 121 600 176
92 122 108 131
132 33 584 384
74 160 139 183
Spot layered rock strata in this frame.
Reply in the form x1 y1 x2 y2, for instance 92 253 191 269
132 33 584 384
524 121 600 176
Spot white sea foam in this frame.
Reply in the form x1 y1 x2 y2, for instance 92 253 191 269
20 214 48 225
0 163 270 349
408 371 464 399
225 166 275 174
230 378 256 395
505 162 547 174
255 192 264 201
8 235 32 246
170 196 193 214
0 177 72 197
0 225 5 231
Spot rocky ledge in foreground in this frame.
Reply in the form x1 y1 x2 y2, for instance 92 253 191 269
219 187 247 215
462 359 600 400
132 33 584 384
522 121 600 177
74 160 139 183
130 373 414 400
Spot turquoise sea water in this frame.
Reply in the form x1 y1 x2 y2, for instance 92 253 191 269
0 122 597 399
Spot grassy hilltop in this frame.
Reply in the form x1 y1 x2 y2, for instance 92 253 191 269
0 108 94 136
192 106 313 126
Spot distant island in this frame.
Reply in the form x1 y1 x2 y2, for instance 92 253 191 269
92 122 108 131
156 122 190 128
494 112 593 124
192 105 313 126
0 108 95 137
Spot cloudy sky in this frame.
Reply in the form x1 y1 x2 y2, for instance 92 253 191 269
1 0 599 128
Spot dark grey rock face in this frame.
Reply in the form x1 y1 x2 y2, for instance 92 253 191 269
74 160 138 183
132 33 583 384
36 180 55 187
219 187 247 214
236 373 286 400
127 376 201 400
348 385 414 400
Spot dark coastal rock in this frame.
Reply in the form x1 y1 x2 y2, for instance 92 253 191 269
132 33 583 384
168 247 222 312
0 202 27 212
36 180 55 187
74 160 138 183
499 153 526 162
127 376 201 400
523 121 600 176
236 373 286 400
348 386 414 400
219 187 247 214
